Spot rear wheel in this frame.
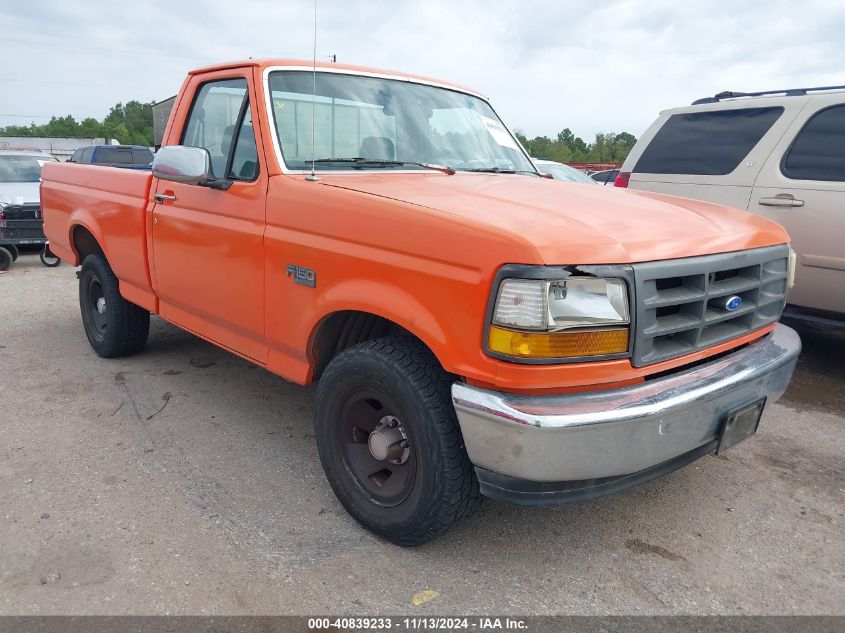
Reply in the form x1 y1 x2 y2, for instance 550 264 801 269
0 247 12 271
6 245 19 262
79 253 150 357
315 336 479 546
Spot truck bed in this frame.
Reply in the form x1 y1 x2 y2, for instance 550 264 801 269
40 162 157 312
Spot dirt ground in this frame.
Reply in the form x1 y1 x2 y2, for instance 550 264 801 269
0 252 842 615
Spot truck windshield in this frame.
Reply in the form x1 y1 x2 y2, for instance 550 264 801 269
267 71 535 174
0 155 56 182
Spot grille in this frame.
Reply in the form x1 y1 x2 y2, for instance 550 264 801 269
631 245 789 366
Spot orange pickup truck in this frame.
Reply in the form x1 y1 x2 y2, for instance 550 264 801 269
41 59 801 545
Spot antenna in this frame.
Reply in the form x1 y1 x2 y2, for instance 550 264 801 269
304 0 320 182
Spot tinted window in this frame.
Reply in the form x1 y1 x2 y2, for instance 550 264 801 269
70 149 82 162
634 107 783 175
782 105 845 181
94 148 133 164
182 78 248 178
131 149 153 165
591 170 618 183
81 148 94 162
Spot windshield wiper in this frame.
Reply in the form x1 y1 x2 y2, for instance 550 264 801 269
312 157 455 175
462 166 544 177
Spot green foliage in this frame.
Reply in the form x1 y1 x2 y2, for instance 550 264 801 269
1 101 633 162
0 101 155 146
514 128 637 164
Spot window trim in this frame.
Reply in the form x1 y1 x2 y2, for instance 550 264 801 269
179 76 260 183
780 103 845 182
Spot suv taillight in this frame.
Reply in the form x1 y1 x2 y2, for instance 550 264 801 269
614 172 630 188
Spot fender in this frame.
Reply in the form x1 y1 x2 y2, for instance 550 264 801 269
267 277 452 384
66 211 106 266
67 211 159 314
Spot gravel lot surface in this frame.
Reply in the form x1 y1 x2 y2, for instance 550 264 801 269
1 252 842 615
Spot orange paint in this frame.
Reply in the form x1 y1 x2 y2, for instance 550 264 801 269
41 59 791 394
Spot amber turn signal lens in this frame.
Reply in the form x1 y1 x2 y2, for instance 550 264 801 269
488 326 629 359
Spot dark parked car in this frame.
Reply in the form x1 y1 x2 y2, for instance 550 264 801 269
69 145 153 169
590 169 619 185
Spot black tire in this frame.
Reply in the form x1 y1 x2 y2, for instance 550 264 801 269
0 247 12 271
315 336 480 546
6 244 19 262
79 253 150 357
40 247 60 267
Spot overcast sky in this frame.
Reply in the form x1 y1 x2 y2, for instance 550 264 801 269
2 0 843 140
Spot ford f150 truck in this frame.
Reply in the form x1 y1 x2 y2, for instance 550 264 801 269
41 59 801 546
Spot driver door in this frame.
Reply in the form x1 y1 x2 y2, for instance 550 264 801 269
151 74 268 362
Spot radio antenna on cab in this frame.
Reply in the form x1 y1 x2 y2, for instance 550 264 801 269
305 0 320 182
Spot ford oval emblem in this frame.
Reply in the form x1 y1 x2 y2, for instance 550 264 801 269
724 295 743 312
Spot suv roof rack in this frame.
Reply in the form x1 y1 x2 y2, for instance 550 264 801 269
693 85 845 105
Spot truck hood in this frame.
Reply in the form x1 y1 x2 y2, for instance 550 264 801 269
319 173 788 264
0 182 41 205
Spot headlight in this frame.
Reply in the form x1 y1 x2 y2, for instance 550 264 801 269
489 275 630 360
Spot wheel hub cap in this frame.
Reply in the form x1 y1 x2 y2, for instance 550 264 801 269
367 415 410 464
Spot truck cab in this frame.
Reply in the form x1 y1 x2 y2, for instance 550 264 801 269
40 60 801 545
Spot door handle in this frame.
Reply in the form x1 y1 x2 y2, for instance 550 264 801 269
758 195 804 207
154 193 177 204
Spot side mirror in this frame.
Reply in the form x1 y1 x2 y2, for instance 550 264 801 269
152 146 213 185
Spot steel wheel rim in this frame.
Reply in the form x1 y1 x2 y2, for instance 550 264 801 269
338 390 416 507
87 277 107 337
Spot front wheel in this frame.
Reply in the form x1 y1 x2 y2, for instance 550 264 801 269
315 336 479 546
6 245 19 262
79 253 150 357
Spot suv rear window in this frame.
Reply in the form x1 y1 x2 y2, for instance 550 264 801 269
782 104 845 182
634 107 783 176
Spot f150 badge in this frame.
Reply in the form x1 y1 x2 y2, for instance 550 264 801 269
286 264 316 288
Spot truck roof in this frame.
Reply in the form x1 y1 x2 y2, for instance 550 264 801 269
187 59 485 98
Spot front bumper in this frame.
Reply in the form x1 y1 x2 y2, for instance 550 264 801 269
452 324 801 505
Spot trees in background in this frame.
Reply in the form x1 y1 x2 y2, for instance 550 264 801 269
1 100 635 163
514 128 637 164
0 101 154 146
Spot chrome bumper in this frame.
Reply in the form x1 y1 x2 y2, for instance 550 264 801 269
452 324 800 488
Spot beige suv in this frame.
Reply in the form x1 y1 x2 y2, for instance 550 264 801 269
616 86 845 323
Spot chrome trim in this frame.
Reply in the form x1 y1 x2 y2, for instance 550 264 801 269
261 65 532 176
452 324 800 482
152 145 212 185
